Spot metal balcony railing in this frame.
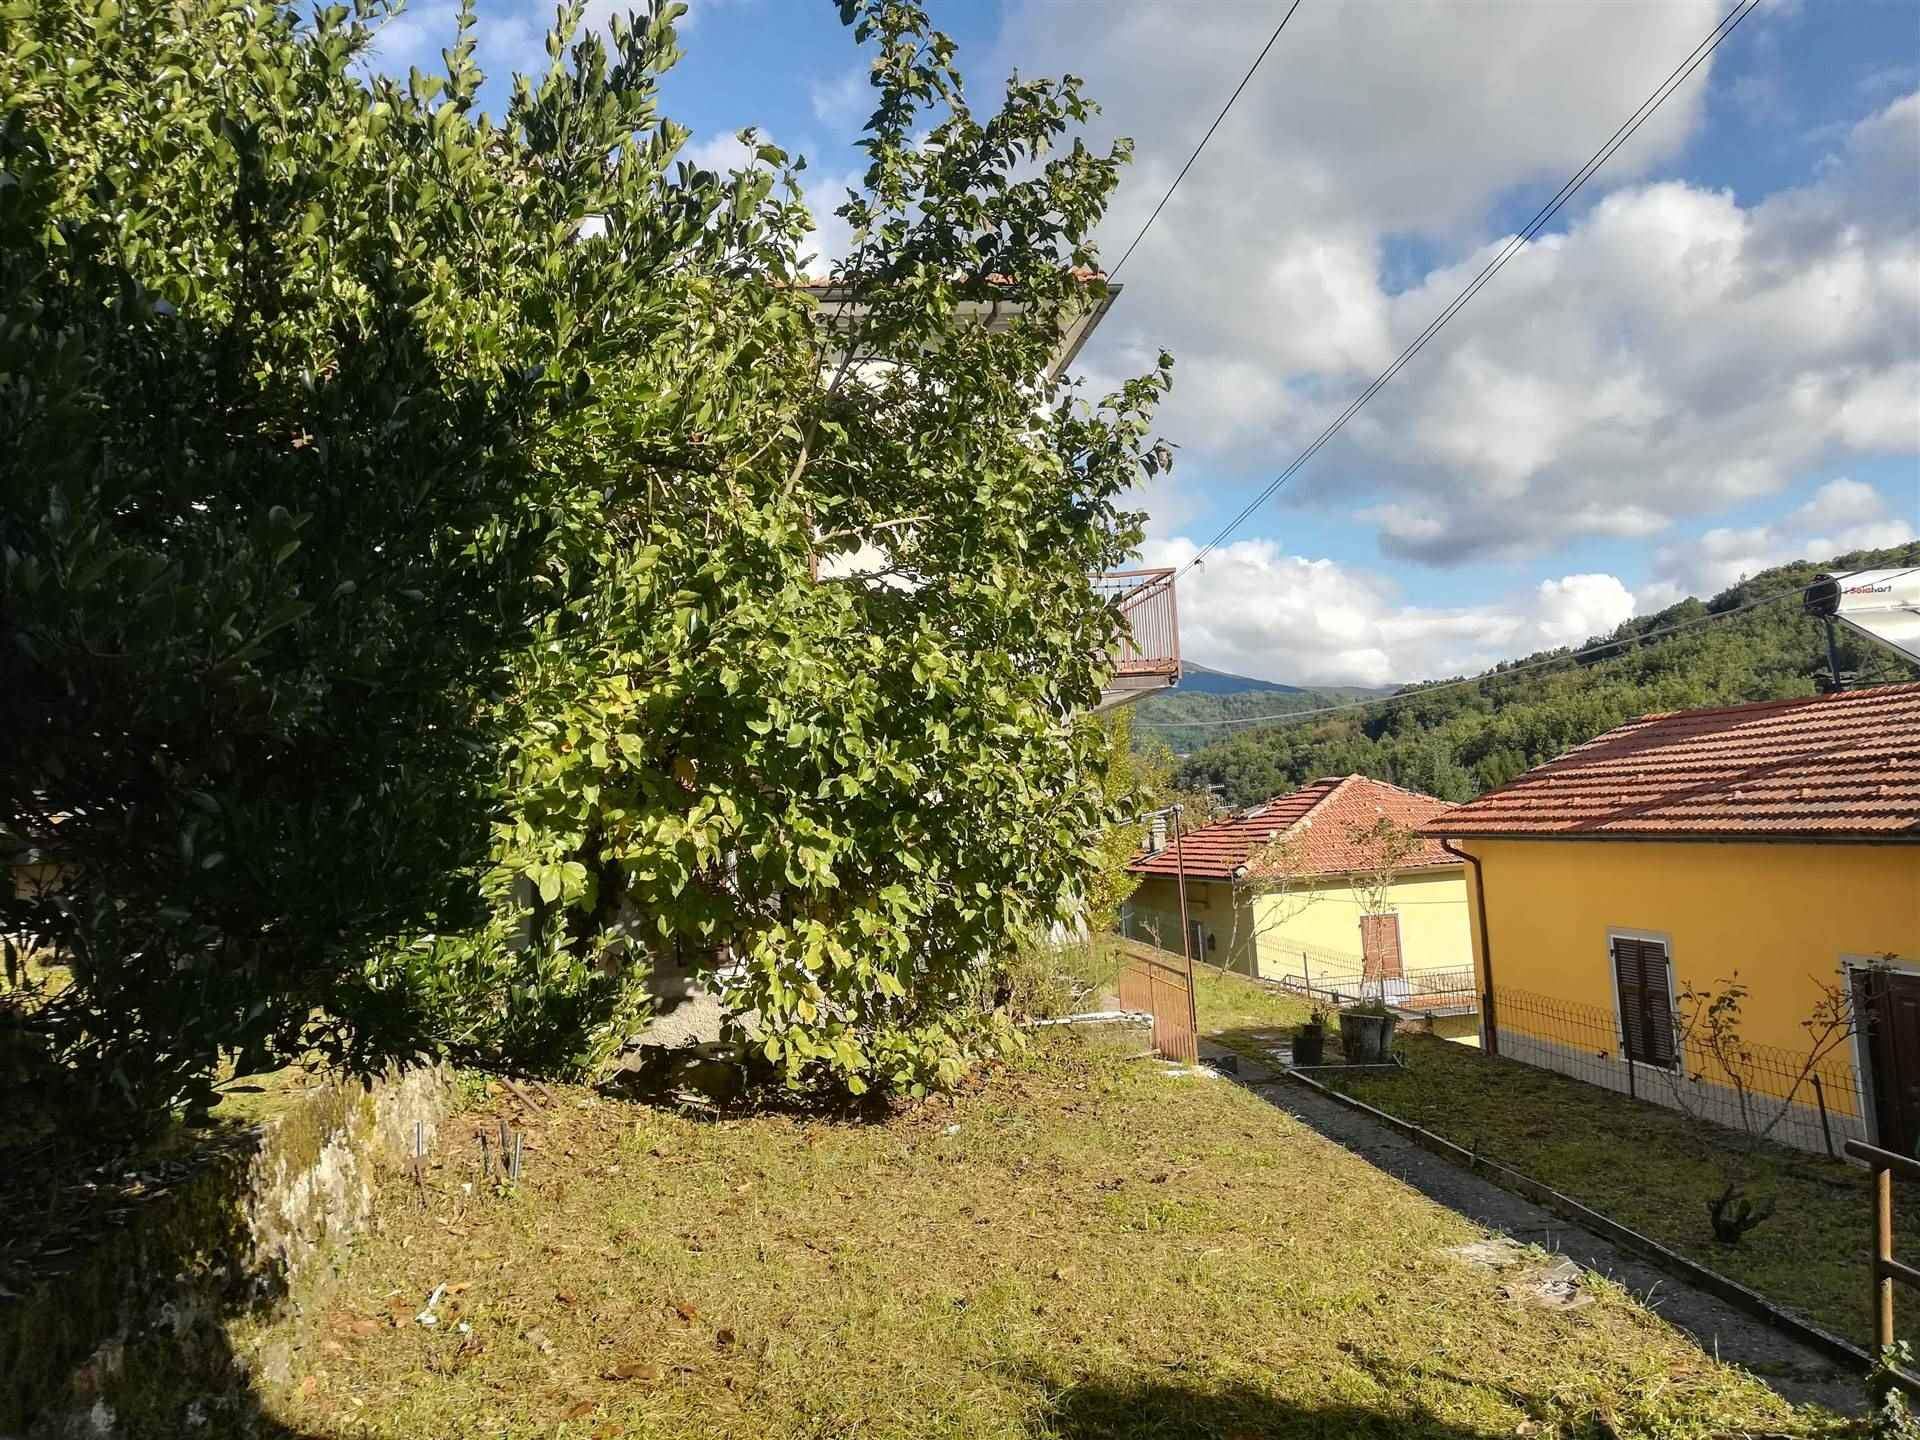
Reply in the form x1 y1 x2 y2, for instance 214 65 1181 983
1093 568 1180 710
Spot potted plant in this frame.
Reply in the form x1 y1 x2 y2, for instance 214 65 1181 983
1338 995 1399 1064
1292 998 1336 1067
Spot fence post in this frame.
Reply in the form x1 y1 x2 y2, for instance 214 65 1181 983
1810 1071 1836 1159
1877 1160 1896 1359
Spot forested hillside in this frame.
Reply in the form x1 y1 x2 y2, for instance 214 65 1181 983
1167 545 1920 807
1131 682 1389 751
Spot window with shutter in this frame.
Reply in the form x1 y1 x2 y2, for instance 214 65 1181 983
1612 936 1677 1069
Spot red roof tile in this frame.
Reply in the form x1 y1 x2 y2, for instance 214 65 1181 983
1128 776 1462 881
1425 682 1920 841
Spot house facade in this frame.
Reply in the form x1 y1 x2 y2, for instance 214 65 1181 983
1425 682 1920 1157
1125 776 1476 1035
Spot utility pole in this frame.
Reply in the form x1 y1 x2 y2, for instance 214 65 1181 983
1171 803 1199 1050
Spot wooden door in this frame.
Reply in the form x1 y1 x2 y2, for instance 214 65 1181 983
1857 969 1920 1158
1359 912 1403 982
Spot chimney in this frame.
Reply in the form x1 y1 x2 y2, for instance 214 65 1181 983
1147 815 1167 854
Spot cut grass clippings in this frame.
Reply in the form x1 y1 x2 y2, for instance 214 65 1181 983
1190 960 1314 1079
225 1030 1827 1439
1313 1029 1919 1352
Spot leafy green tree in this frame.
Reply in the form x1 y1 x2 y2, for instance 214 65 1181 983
477 0 1170 1097
0 0 814 1124
1081 708 1168 938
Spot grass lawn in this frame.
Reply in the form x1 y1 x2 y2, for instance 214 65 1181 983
229 1031 1825 1439
1314 1031 1917 1351
1190 960 1313 1040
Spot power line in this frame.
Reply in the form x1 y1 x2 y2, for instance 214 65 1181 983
1108 1 1304 282
1134 560 1920 734
1177 0 1759 578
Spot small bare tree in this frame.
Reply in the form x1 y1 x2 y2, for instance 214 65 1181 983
1656 963 1881 1244
1344 813 1426 919
1219 828 1323 978
1341 813 1425 1008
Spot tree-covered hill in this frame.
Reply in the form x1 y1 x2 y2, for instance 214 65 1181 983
1168 544 1920 808
1130 680 1391 752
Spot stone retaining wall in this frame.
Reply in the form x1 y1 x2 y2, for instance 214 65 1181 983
3 1065 454 1438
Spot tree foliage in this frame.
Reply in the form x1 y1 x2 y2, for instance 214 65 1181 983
1173 545 1920 809
1 0 1168 1124
481 0 1168 1097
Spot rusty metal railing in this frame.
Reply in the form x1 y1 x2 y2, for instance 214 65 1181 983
1093 568 1180 679
1845 1138 1920 1392
1116 938 1198 1066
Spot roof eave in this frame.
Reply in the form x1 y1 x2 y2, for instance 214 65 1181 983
1428 828 1920 845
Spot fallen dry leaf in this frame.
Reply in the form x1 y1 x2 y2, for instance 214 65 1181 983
560 1399 595 1421
555 1290 576 1305
670 1300 699 1324
521 1327 557 1357
714 1328 736 1349
606 1361 662 1383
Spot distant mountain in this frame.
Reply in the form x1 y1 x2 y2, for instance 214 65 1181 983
1169 542 1920 807
1131 666 1395 751
1176 663 1302 695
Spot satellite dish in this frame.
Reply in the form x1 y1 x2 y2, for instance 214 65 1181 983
1804 568 1920 665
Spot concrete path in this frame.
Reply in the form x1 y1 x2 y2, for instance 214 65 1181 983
1198 1042 1864 1415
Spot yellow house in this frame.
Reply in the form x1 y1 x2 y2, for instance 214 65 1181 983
1124 776 1476 1036
1426 682 1920 1157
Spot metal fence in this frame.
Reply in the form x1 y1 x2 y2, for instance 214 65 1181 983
1279 963 1479 1018
1115 939 1197 1066
1489 984 1866 1160
1093 569 1180 680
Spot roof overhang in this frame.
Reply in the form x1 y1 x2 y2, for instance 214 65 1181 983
1429 828 1920 845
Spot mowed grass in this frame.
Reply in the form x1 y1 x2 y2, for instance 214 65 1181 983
1317 1031 1919 1350
1190 961 1313 1039
242 1032 1825 1439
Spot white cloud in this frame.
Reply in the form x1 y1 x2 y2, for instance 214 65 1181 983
1647 476 1919 598
367 0 739 101
1141 538 1637 687
796 167 864 275
810 65 869 131
994 1 1918 566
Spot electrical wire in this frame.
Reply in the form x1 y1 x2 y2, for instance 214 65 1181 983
1133 560 1920 733
1108 1 1305 281
1175 0 1760 579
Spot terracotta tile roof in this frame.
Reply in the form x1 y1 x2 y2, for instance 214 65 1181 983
1128 775 1462 881
1425 682 1920 841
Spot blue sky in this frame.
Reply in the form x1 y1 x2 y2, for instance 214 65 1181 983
376 0 1920 685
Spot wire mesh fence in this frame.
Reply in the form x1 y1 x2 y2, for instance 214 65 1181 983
1277 963 1479 1018
1489 984 1866 1160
